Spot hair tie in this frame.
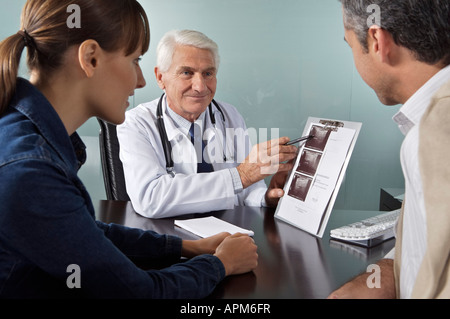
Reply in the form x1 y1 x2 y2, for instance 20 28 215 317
17 30 35 48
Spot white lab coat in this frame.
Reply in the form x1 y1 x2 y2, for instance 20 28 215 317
117 96 267 218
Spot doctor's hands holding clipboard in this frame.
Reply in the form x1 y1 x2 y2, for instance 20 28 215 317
236 136 298 207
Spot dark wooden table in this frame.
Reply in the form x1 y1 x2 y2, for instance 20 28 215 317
95 200 395 299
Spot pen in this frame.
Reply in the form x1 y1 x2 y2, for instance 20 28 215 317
285 135 314 145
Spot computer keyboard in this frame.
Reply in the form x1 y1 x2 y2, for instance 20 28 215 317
330 209 400 247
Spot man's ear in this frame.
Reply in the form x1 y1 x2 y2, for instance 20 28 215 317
78 40 102 78
367 26 395 65
154 67 165 90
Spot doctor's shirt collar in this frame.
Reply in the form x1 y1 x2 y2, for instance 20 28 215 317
164 96 206 138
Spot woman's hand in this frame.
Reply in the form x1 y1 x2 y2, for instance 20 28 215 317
182 232 231 258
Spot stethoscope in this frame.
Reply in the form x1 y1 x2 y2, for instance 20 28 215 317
156 93 229 175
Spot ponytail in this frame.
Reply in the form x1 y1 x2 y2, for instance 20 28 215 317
0 0 150 117
0 33 27 115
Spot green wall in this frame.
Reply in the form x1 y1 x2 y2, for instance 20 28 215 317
0 0 405 210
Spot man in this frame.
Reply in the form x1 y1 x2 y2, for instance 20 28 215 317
329 0 450 298
117 30 297 218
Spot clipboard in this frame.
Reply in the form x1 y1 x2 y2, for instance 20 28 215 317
275 117 362 237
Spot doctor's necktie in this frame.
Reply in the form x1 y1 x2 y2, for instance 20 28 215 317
189 123 214 173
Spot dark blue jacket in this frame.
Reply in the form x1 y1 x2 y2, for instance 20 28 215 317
0 78 225 298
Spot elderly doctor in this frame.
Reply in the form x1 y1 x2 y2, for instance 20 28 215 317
117 30 297 218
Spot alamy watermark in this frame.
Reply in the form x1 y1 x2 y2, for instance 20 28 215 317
175 126 283 175
66 4 81 29
367 4 381 28
66 264 81 289
366 264 381 289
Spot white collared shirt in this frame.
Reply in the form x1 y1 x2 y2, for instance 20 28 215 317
166 104 244 192
392 65 450 298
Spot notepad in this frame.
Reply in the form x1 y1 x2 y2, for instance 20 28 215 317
174 216 254 238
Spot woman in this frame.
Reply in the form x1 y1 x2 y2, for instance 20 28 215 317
0 0 257 299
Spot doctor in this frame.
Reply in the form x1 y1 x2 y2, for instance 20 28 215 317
117 30 297 218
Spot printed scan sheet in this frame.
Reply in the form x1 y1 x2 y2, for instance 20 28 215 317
275 118 361 237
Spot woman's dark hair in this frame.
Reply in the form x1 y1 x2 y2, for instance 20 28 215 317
0 0 150 115
340 0 450 66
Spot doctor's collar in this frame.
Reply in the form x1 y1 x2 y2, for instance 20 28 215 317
165 99 207 134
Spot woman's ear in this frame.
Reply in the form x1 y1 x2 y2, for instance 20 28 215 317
78 40 101 78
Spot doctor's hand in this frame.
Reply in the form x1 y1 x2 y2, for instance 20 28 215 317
236 137 297 189
264 169 290 207
214 233 258 276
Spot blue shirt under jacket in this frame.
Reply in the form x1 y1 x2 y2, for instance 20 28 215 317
0 78 225 299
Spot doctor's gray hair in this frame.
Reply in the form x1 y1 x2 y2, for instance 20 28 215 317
340 0 450 66
156 29 220 72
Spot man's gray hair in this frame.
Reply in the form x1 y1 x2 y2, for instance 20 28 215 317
340 0 450 66
156 29 221 72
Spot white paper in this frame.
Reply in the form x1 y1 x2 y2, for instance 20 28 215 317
276 122 357 236
174 216 254 238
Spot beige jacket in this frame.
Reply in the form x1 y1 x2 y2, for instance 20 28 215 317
394 79 450 298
